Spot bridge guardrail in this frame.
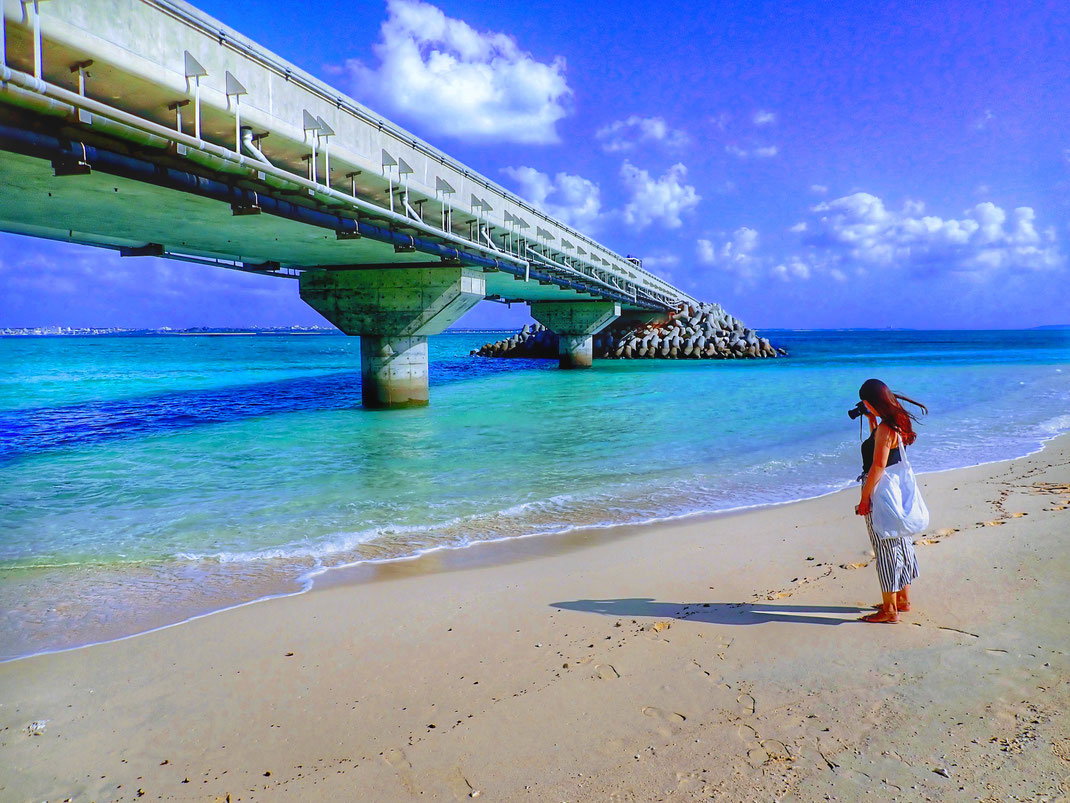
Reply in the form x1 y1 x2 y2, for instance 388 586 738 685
0 0 694 311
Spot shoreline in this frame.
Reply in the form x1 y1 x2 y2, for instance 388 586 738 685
3 428 1068 664
1 432 1067 799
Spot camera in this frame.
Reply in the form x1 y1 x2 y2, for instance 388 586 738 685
848 401 867 420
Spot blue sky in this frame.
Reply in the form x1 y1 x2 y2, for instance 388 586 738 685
2 0 1068 329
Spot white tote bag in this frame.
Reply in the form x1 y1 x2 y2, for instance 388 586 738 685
870 440 929 540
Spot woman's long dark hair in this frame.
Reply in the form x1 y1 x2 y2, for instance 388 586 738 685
859 378 928 445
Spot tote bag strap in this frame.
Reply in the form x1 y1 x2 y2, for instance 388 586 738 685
896 427 912 468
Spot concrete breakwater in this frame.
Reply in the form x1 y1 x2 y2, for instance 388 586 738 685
473 302 786 360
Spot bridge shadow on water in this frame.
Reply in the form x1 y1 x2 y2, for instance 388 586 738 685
0 355 550 462
550 597 864 626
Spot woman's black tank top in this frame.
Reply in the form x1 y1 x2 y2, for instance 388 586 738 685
861 424 902 473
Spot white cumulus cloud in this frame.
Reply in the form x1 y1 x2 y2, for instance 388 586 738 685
725 144 778 159
696 238 716 264
640 253 680 269
710 112 731 131
753 110 777 126
696 227 760 273
595 116 689 153
771 257 812 281
501 166 602 231
800 192 1063 277
0 236 310 328
341 0 571 144
973 108 994 131
620 161 701 229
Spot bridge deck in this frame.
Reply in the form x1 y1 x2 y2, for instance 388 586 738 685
0 0 694 312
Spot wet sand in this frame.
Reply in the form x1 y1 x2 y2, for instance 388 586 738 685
1 434 1068 801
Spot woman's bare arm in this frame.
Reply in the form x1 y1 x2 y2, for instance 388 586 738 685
856 424 894 515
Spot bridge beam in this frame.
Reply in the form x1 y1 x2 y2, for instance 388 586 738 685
530 301 621 369
300 267 485 408
621 311 672 328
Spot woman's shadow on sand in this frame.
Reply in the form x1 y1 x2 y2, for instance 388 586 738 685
550 598 865 626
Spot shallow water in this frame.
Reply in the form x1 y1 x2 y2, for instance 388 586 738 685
1 329 1067 659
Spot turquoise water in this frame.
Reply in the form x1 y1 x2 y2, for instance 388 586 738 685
1 330 1068 659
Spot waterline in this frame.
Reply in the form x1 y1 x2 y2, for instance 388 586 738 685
0 329 1067 659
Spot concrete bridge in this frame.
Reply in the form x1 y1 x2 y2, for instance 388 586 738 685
0 0 695 407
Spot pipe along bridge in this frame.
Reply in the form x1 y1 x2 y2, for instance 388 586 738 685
0 0 697 407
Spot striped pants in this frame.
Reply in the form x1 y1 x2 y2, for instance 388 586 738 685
864 512 920 594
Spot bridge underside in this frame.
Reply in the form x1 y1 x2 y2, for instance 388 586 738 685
0 121 648 407
0 0 693 407
0 145 607 306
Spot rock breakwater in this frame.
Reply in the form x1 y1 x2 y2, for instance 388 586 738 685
473 302 785 360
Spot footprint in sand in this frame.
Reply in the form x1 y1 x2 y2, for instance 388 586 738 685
761 738 792 762
1052 737 1070 763
382 747 412 770
641 705 686 724
382 747 417 794
741 736 791 769
675 770 708 792
795 744 841 772
935 527 958 536
979 520 1005 527
712 635 734 661
643 620 674 639
738 722 759 742
840 561 869 570
442 767 476 801
745 747 768 768
688 659 720 684
737 692 756 716
737 724 767 768
595 664 620 680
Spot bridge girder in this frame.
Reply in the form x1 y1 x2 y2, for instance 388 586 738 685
0 0 701 408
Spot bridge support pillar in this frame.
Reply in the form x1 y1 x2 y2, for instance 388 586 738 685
299 267 485 408
530 301 621 369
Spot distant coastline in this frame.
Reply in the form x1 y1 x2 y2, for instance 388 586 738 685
0 325 341 337
3 324 1066 337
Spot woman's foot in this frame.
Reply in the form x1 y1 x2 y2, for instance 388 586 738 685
872 601 911 612
860 609 900 623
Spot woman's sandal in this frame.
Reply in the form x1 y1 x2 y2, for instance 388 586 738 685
860 610 900 624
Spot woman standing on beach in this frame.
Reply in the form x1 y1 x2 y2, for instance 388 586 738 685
853 378 927 623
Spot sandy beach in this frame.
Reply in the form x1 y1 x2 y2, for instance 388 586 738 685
1 434 1068 802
